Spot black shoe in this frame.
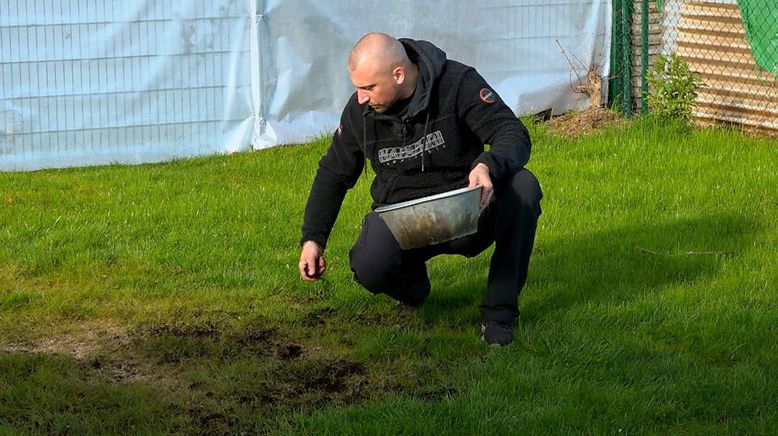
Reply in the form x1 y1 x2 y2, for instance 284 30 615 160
481 321 513 346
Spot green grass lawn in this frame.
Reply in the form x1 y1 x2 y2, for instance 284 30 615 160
1 117 776 434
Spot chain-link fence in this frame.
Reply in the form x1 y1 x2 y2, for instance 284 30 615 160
610 0 778 134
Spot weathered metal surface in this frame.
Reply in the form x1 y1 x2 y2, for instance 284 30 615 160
376 187 482 250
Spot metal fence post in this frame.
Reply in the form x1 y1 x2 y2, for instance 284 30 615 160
621 0 633 116
609 0 623 110
640 0 649 114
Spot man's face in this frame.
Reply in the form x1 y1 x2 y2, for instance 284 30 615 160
349 63 401 113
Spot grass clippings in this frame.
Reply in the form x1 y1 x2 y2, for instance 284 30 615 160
545 106 624 137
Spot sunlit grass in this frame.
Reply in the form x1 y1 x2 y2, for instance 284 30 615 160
1 117 776 433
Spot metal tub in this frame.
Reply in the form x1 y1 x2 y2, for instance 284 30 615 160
375 186 482 249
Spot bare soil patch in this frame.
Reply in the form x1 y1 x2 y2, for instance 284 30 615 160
2 319 368 411
2 322 129 361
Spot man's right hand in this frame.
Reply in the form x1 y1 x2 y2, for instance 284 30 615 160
468 163 494 211
298 241 326 281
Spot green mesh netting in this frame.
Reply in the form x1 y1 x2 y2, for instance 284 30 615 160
737 0 778 77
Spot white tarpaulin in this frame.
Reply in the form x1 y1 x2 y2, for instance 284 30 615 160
1 0 611 171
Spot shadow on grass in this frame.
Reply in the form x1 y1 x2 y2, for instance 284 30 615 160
421 212 758 324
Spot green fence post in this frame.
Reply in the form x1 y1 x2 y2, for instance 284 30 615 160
641 0 649 114
621 0 633 116
609 0 623 109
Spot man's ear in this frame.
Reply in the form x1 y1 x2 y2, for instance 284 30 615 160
393 66 405 85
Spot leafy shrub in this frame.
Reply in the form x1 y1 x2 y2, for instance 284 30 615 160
646 53 704 123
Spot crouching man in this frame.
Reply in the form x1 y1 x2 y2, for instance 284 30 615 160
298 33 542 346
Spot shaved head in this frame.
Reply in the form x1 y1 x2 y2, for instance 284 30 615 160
347 33 418 113
348 33 411 73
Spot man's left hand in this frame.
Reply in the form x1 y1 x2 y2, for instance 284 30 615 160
468 163 493 210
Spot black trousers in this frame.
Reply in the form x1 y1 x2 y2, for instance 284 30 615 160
349 169 542 324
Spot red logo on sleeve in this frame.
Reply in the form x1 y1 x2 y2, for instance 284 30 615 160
479 88 496 104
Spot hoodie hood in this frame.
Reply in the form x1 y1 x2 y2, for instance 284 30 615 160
398 38 447 119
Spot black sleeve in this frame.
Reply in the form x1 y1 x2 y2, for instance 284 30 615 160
300 100 365 249
456 68 531 183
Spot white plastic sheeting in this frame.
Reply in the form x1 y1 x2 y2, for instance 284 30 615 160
1 0 255 171
1 0 611 171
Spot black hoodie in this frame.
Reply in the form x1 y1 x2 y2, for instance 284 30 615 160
301 39 531 249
